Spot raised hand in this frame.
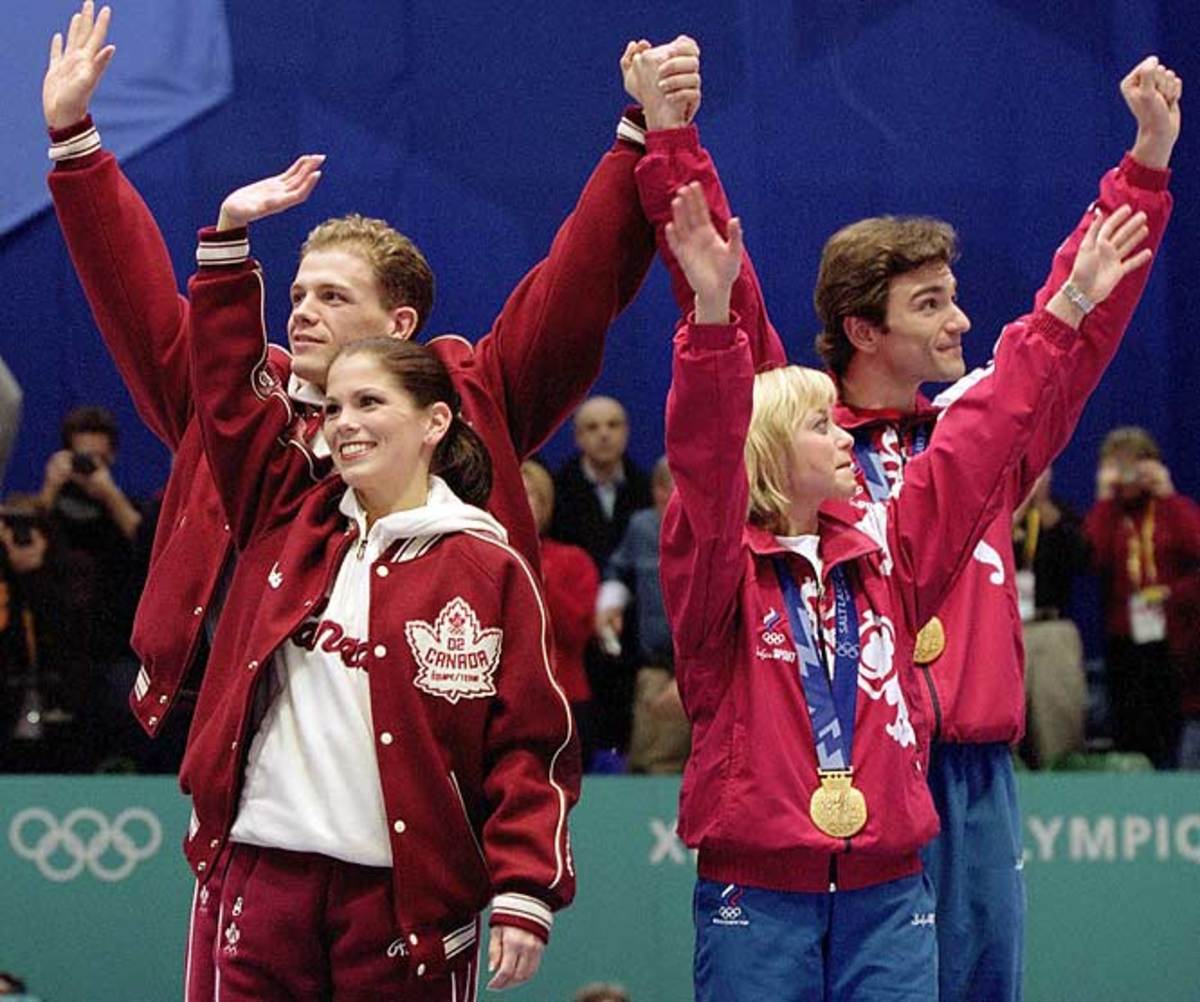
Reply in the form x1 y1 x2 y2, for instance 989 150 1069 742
1137 458 1174 498
1053 204 1151 323
216 155 326 231
1095 459 1122 501
41 450 74 499
0 521 48 576
44 1 115 130
665 181 743 324
1069 204 1152 304
654 35 701 125
624 35 701 130
1124 56 1182 169
620 39 653 102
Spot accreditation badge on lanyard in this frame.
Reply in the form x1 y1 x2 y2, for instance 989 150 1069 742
1126 502 1168 645
773 557 866 839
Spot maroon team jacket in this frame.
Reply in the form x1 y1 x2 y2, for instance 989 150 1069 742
177 239 581 977
46 112 654 738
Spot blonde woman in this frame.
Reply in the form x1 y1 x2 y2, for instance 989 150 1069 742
659 181 1155 1000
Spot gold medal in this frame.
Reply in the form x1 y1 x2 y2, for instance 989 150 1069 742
809 769 868 838
913 615 946 665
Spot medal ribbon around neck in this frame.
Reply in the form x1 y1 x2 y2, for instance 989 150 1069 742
772 558 861 771
851 421 930 503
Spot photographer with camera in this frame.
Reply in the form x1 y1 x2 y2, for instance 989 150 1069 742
32 405 147 770
1084 426 1200 769
0 494 84 771
38 406 141 543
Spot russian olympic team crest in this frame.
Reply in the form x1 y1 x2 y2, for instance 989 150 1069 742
712 884 750 927
405 596 503 704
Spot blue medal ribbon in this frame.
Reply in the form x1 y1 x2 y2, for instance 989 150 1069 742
772 557 861 770
851 421 931 503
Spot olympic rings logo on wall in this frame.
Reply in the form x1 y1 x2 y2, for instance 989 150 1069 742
8 806 163 882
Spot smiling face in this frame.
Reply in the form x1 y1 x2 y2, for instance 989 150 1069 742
323 352 450 516
874 261 972 387
288 247 406 386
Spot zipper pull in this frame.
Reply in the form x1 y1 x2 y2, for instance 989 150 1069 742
356 535 368 561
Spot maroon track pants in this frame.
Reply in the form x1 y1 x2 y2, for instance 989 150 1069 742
184 843 479 1001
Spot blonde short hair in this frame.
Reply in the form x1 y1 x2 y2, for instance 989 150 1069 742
301 214 434 334
1099 425 1161 463
745 365 837 533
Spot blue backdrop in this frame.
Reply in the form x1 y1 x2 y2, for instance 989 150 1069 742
1 1 1197 654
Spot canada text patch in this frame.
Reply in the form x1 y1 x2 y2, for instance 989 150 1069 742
405 597 502 703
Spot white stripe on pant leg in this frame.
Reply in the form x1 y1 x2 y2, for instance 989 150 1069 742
450 965 457 1002
213 900 225 1002
183 880 200 1002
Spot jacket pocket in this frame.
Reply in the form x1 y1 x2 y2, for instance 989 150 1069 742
448 770 488 870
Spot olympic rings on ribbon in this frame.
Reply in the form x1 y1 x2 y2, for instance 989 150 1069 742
8 806 162 882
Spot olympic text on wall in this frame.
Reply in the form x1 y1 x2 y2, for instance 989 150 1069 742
1 775 1198 1001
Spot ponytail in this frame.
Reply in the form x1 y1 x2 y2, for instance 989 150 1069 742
433 415 492 508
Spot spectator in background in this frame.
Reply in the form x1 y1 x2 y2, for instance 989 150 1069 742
573 983 630 1002
0 970 42 1000
522 460 600 763
598 457 689 773
0 493 88 771
551 396 651 571
552 395 651 762
1084 427 1200 769
0 357 21 491
37 405 145 769
1012 467 1090 768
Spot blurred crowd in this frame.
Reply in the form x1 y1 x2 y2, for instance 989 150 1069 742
2 367 1199 773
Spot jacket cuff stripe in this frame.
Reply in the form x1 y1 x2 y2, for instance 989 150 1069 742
617 116 646 148
490 893 554 934
197 238 251 267
48 126 102 162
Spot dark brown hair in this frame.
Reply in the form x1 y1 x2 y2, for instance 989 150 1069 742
334 338 492 507
813 216 959 377
302 214 435 335
60 405 119 450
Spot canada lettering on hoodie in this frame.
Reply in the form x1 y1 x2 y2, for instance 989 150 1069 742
230 477 509 868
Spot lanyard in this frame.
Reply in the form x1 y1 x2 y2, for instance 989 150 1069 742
1125 501 1157 588
1022 507 1041 567
851 421 930 503
772 557 861 770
